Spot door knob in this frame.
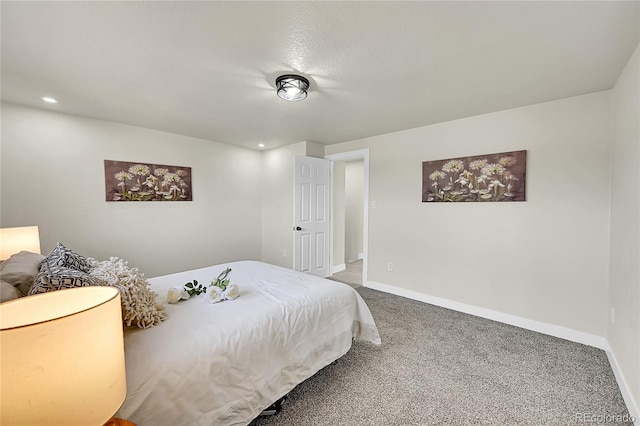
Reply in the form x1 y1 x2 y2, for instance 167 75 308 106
293 226 302 231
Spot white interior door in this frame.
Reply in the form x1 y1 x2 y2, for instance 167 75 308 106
294 156 331 277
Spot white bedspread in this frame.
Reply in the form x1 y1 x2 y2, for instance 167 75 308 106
116 261 380 426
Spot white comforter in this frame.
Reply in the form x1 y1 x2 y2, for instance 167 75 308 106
116 261 380 426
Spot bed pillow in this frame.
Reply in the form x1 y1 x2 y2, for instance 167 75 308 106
52 242 92 272
0 251 45 297
29 268 101 294
29 247 102 295
1 279 20 302
89 257 167 329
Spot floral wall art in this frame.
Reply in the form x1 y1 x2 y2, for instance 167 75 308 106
422 150 526 202
104 160 192 201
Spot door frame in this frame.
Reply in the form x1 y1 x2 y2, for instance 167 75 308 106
325 149 370 285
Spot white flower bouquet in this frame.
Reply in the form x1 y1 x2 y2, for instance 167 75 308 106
166 267 239 305
205 268 239 304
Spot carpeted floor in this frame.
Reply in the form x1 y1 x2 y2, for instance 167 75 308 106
251 287 633 426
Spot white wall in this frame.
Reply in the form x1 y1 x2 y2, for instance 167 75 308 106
261 141 328 269
306 141 326 159
345 160 364 263
260 142 306 268
609 44 640 414
0 102 263 277
326 91 612 337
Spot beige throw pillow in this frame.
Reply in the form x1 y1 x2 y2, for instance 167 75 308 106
0 251 45 296
1 279 20 302
89 257 167 329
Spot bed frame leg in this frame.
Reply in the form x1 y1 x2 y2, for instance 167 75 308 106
259 395 287 416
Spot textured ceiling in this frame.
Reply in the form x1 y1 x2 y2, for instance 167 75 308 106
1 1 638 150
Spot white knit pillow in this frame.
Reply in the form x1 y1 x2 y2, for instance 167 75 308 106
89 257 167 329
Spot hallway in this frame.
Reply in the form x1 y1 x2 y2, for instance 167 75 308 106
329 260 362 288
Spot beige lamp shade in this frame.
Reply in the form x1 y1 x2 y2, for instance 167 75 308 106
0 287 126 426
0 226 41 260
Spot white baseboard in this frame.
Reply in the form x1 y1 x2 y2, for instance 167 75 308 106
365 280 608 349
605 349 640 424
365 280 640 422
331 264 346 274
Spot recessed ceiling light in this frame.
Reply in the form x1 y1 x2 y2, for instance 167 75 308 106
41 97 58 104
258 144 265 148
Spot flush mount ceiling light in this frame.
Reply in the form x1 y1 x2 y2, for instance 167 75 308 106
41 97 57 103
276 74 309 102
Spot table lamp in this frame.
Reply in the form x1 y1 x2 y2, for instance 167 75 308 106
0 225 41 260
0 286 127 425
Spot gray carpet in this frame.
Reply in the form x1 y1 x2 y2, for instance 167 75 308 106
327 275 362 289
252 287 632 425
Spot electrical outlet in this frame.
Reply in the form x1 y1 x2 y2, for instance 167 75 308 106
611 307 615 324
371 200 377 209
282 249 288 257
387 262 393 271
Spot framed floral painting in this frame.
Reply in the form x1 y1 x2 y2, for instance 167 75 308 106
422 150 526 202
104 160 192 201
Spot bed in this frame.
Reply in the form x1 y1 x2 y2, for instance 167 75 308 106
116 260 381 426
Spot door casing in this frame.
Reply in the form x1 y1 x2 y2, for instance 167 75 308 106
325 149 370 285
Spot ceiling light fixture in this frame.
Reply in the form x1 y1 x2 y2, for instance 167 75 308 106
258 143 265 148
41 97 57 103
276 74 309 102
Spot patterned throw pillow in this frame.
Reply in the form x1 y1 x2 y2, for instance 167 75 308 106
29 268 99 294
52 242 92 272
29 246 101 295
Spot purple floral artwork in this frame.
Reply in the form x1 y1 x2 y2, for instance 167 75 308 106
105 160 192 202
422 150 526 202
